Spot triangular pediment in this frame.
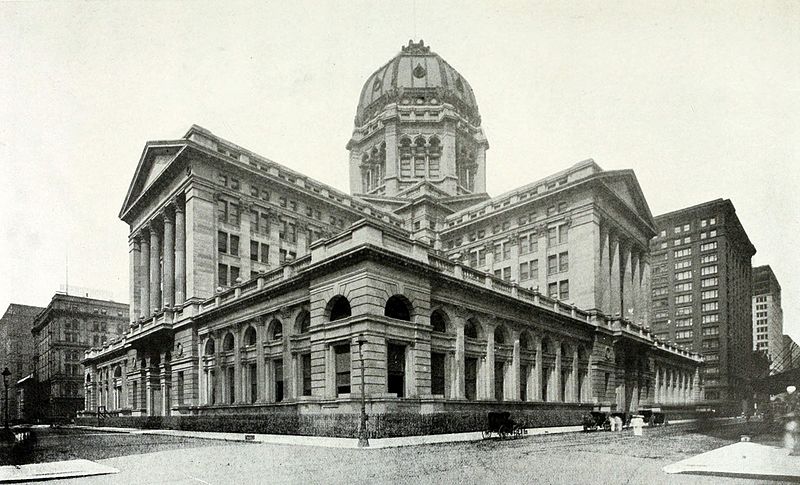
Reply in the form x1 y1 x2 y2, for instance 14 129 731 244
119 142 187 220
600 172 655 229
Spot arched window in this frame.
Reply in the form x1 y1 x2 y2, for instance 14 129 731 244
430 309 448 333
204 338 215 356
384 295 412 321
328 296 352 322
464 318 480 339
520 331 532 351
269 319 283 341
577 345 587 361
495 326 509 345
243 326 257 346
113 366 121 378
86 373 91 383
223 333 234 351
296 311 311 334
541 336 552 354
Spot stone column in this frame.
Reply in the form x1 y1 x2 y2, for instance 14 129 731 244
174 201 186 306
129 236 140 324
621 242 634 319
609 233 621 317
640 256 651 328
451 318 465 399
534 337 543 401
553 340 562 402
572 346 579 403
256 320 267 402
654 367 660 404
510 330 521 401
598 223 610 314
630 250 640 322
139 229 150 319
163 209 175 308
149 222 161 314
233 326 241 403
484 323 495 400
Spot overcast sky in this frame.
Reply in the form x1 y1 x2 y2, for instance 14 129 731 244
1 1 798 342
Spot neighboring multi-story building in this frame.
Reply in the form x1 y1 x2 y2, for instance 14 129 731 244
649 199 756 412
80 40 702 437
752 265 784 373
27 293 128 421
781 335 800 371
0 304 44 420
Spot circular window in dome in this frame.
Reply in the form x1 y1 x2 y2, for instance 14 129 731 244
413 63 426 78
430 98 438 105
373 78 382 92
401 98 411 105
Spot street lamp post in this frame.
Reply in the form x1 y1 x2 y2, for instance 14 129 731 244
2 367 11 433
357 335 369 447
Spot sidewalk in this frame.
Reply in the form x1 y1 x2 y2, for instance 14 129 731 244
0 459 118 483
664 441 800 481
74 424 587 449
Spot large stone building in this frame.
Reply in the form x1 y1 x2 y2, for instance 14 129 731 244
752 265 784 374
0 304 44 421
649 199 756 413
81 41 702 436
25 294 128 421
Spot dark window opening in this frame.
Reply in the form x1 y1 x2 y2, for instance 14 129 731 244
384 295 412 321
542 367 550 401
387 343 406 397
495 361 505 401
249 364 257 403
302 353 312 396
274 360 284 402
465 357 478 401
431 310 447 333
520 365 528 401
431 352 445 395
329 296 352 321
334 345 351 395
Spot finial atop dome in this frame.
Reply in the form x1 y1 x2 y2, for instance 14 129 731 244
401 39 430 55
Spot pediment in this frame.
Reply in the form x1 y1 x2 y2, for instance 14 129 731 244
600 172 655 229
119 142 186 219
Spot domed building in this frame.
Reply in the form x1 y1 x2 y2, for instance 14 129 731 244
80 41 703 439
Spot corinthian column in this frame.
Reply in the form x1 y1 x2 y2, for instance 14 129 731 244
129 235 141 324
139 229 150 318
174 201 186 306
163 209 175 309
149 221 161 313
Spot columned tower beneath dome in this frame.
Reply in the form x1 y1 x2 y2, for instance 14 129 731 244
347 40 489 211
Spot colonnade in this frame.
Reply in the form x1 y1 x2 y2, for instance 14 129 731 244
653 365 700 405
129 199 186 322
598 223 650 323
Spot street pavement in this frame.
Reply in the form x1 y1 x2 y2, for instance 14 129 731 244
5 421 785 485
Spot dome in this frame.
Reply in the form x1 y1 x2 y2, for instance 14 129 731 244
355 40 481 126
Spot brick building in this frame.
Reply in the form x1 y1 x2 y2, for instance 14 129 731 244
81 41 702 436
0 304 44 421
26 294 128 421
649 199 756 413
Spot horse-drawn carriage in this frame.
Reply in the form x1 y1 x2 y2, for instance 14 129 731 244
582 411 611 431
639 408 667 426
482 411 525 439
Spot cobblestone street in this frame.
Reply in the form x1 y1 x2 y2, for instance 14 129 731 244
3 422 782 484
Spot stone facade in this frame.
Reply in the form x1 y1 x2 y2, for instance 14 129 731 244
752 265 784 374
80 41 702 436
649 199 756 412
0 303 44 421
27 294 128 421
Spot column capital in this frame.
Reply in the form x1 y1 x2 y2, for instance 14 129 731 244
148 218 162 232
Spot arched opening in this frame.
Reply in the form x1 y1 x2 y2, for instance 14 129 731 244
541 336 552 354
464 318 480 339
520 330 532 351
269 319 283 341
296 310 311 334
223 332 234 351
384 295 412 321
204 338 215 356
113 366 122 378
86 373 91 383
327 295 352 321
430 309 448 333
243 326 257 346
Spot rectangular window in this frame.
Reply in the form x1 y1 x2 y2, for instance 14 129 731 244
683 223 690 232
675 294 693 304
334 344 351 395
652 287 668 297
675 270 692 281
701 242 717 251
701 277 718 287
249 363 257 403
702 314 719 324
229 235 239 256
558 252 569 272
548 255 558 275
218 231 228 253
701 253 718 263
177 371 185 405
702 302 719 312
503 243 511 260
547 227 557 247
274 359 284 402
676 306 693 316
702 326 719 336
520 262 529 281
674 282 692 292
558 225 568 244
675 317 693 328
302 353 312 397
503 266 511 282
559 280 569 300
530 259 538 281
494 244 502 261
675 260 692 270
387 343 406 397
674 248 692 258
218 263 228 287
260 243 269 263
250 241 259 261
701 265 718 276
675 330 693 339
230 265 240 284
548 282 558 299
